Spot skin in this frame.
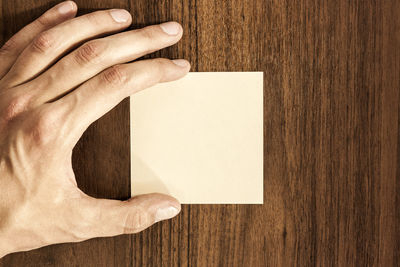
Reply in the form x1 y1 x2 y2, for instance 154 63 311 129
0 1 190 258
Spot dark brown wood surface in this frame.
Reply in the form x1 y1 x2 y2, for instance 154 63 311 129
1 0 399 266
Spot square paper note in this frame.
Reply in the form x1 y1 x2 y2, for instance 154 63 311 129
130 72 263 204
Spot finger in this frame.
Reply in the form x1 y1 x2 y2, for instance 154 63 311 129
77 193 180 239
3 9 132 87
57 58 190 146
0 1 77 80
29 21 183 104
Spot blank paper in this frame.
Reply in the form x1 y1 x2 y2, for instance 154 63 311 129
130 72 263 204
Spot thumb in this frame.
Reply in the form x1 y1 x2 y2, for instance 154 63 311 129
78 193 181 238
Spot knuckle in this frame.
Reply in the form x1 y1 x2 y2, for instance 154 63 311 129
153 58 168 68
102 65 127 86
0 38 17 56
30 110 59 145
32 30 54 53
1 94 31 123
150 59 167 81
139 26 158 41
36 14 51 27
84 12 102 25
123 208 150 234
75 41 104 65
129 59 166 92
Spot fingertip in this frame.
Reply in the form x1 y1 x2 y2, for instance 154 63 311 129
154 195 181 222
155 206 180 222
110 9 132 24
148 192 181 210
172 59 190 69
69 1 78 13
159 21 183 36
165 194 181 213
153 58 190 83
130 192 181 223
171 59 191 78
57 1 77 15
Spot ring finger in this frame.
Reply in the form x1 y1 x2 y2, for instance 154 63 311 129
54 57 190 147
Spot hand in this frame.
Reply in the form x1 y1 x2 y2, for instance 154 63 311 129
0 1 190 258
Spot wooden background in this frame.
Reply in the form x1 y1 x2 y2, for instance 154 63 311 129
1 0 399 266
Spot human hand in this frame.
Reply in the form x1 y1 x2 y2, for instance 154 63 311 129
0 1 189 258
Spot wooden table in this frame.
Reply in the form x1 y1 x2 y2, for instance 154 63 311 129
1 0 399 266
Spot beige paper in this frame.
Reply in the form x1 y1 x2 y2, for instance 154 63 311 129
130 72 263 204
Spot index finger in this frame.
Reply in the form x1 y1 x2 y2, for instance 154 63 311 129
52 57 190 148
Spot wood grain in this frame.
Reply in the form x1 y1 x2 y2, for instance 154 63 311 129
1 0 399 266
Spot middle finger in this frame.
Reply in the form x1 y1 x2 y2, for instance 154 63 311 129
30 21 183 104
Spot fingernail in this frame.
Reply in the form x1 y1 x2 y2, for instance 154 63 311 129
58 1 74 14
110 9 131 23
172 59 189 67
160 22 181 35
155 206 180 222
